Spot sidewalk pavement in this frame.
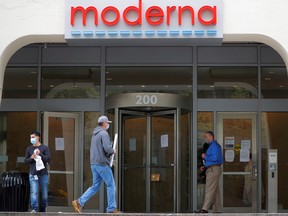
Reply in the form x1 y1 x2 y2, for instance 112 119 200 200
0 213 288 216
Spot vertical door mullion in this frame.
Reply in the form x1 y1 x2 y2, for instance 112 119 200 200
175 109 179 212
146 114 151 213
252 113 257 212
119 110 124 212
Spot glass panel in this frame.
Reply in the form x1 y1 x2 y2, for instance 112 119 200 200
49 173 73 206
83 112 101 209
122 114 147 212
261 67 288 98
151 114 174 212
47 116 75 206
41 67 101 99
3 68 38 98
0 112 37 173
180 110 191 212
150 167 174 212
223 175 247 207
197 112 213 209
222 118 253 208
106 67 193 97
124 167 146 212
262 112 288 210
198 67 258 98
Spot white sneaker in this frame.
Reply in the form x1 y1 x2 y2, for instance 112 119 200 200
31 210 36 213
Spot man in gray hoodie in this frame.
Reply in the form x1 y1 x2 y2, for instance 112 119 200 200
72 116 120 213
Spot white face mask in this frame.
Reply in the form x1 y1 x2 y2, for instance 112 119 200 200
30 137 37 145
105 123 110 130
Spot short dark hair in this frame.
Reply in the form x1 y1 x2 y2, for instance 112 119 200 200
30 131 41 137
98 122 104 126
205 131 214 138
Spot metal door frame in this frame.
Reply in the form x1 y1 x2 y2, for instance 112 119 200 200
217 112 257 213
119 109 177 213
43 112 81 212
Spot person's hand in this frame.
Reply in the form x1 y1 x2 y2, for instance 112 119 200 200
201 153 206 159
35 149 40 155
114 149 117 154
31 154 36 159
200 166 205 171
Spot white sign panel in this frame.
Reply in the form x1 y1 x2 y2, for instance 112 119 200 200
65 0 223 42
161 134 168 148
224 137 235 149
55 137 65 151
269 152 277 163
240 149 250 162
241 140 251 150
129 138 137 151
225 150 234 162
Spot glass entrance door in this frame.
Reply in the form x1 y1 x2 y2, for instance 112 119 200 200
43 112 80 212
217 112 257 213
120 110 176 213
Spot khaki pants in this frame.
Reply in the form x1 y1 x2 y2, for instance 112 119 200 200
202 166 222 212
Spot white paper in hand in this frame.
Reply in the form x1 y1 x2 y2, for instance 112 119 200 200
34 149 45 171
110 134 118 167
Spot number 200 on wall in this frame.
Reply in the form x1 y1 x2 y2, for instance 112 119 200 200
135 95 158 105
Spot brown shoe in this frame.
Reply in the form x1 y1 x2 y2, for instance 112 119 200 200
107 209 122 213
72 200 82 213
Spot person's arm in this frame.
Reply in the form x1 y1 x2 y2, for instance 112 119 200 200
204 145 219 163
40 146 51 164
102 132 114 155
24 147 34 164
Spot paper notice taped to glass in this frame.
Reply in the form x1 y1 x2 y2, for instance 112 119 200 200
161 134 168 148
225 150 235 162
240 149 250 162
55 137 65 151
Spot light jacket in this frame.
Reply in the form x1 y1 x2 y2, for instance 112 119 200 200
90 127 114 165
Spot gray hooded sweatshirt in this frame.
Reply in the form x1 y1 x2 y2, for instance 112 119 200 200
90 126 114 165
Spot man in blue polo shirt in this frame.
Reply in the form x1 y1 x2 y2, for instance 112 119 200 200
195 131 224 214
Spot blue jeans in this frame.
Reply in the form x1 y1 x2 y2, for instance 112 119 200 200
29 174 48 212
78 164 116 212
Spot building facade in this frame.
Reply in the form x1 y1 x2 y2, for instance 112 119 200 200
0 0 288 213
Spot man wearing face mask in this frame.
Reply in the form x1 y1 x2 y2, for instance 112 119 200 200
24 131 51 213
72 116 120 213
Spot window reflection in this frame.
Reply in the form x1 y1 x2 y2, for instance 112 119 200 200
180 110 191 212
106 67 193 97
46 116 75 206
261 112 288 210
198 67 258 99
0 112 37 174
3 68 38 98
261 67 288 98
41 67 101 99
197 112 213 209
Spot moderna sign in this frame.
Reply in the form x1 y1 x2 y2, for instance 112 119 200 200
65 0 223 44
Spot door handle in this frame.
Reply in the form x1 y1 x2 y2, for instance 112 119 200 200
251 165 257 181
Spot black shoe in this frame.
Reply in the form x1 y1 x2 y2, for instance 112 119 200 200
194 209 208 213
